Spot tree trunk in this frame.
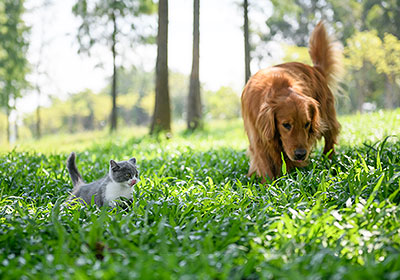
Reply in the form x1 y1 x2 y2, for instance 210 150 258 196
244 0 251 83
384 74 394 110
36 105 41 139
187 0 202 130
110 10 118 132
6 104 10 144
15 118 18 141
150 0 171 134
356 72 364 112
36 88 41 139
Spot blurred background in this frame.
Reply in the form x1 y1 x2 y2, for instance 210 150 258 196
0 0 399 144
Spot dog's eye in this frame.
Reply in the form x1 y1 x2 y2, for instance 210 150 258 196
305 122 310 129
283 123 291 130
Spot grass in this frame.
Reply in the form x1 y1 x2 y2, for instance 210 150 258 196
1 109 400 279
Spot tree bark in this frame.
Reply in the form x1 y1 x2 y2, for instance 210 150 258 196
110 9 118 132
187 0 202 130
244 0 251 83
150 0 171 134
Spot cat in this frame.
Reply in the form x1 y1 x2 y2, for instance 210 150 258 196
66 152 139 207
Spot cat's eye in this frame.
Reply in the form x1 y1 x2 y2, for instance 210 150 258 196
305 122 310 129
283 123 291 130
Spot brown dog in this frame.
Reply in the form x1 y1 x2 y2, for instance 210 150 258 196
241 22 342 181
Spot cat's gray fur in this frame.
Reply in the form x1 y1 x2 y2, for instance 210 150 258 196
66 152 139 207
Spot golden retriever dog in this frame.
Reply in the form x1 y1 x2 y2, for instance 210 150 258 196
241 22 342 181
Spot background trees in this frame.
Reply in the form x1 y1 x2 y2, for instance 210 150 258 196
0 0 399 143
0 0 29 143
344 31 400 111
256 0 400 114
72 0 156 132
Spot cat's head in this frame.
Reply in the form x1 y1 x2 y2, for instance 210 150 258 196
109 157 139 187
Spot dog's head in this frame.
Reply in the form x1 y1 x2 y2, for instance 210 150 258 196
256 76 322 165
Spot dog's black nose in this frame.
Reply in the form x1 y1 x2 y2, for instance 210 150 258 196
294 149 307 160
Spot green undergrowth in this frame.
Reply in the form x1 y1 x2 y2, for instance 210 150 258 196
1 110 400 279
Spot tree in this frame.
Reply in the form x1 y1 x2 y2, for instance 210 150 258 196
263 0 363 47
372 33 400 109
187 0 202 131
204 86 241 120
0 0 30 143
150 0 171 134
243 0 251 83
72 0 156 132
362 0 400 39
344 30 400 111
344 31 381 111
30 0 54 139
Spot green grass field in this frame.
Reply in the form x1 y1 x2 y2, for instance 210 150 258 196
1 110 400 279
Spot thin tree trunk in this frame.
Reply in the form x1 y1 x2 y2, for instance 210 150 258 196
357 70 365 112
36 87 41 139
36 105 41 138
150 0 171 134
244 0 251 83
6 104 10 144
187 0 201 130
110 10 118 132
15 119 18 141
384 74 394 110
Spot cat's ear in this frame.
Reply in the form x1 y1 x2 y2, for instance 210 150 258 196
110 160 120 171
129 157 136 165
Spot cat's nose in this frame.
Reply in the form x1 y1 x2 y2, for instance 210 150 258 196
129 179 137 186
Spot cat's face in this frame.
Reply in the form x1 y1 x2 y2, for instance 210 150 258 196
109 158 139 187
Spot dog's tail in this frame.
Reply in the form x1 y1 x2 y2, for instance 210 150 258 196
309 21 343 89
67 152 84 189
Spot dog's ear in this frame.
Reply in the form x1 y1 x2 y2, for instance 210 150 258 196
308 100 322 137
269 74 292 98
256 102 275 141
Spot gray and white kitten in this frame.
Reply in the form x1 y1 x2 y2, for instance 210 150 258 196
66 152 139 207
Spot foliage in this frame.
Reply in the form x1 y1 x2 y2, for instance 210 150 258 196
264 0 363 47
72 0 156 131
362 0 400 39
281 45 312 65
344 31 400 110
264 0 397 47
257 0 400 113
114 68 189 121
0 111 400 278
374 34 400 81
18 68 191 137
72 0 156 55
23 90 110 134
0 0 30 136
344 31 381 71
204 87 241 120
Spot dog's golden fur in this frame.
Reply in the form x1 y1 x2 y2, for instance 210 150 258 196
241 22 342 181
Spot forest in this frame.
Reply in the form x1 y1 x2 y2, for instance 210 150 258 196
0 0 399 143
1 0 400 279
